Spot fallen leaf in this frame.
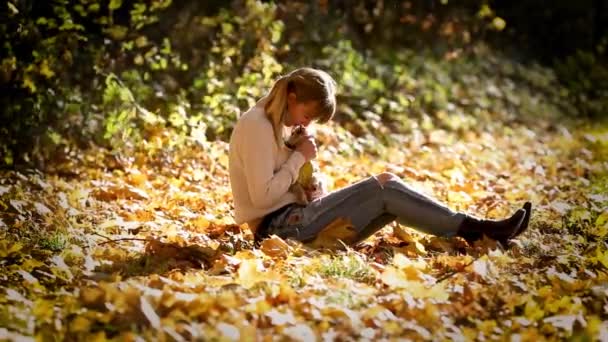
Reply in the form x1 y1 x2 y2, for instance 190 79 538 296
140 296 161 329
394 225 415 243
381 266 449 300
217 323 240 340
543 314 581 334
34 202 52 216
238 259 272 289
71 316 92 333
9 199 26 214
308 217 357 249
260 235 290 258
0 241 23 258
472 258 489 279
267 308 297 325
284 324 316 342
17 270 38 284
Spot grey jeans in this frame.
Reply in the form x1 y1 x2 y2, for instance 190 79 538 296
259 176 465 244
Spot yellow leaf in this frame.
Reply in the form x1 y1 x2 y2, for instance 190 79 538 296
23 74 36 92
425 236 456 253
105 25 128 40
127 168 147 186
275 283 297 303
245 297 272 315
381 266 410 288
189 216 210 231
524 300 544 321
392 253 428 276
51 255 73 281
238 259 268 289
298 162 314 186
0 241 23 258
381 266 448 300
594 247 608 269
71 316 91 333
39 59 55 78
413 241 427 255
597 211 608 227
33 299 54 323
592 211 608 237
447 190 472 204
134 54 144 65
260 235 290 258
393 225 415 243
81 286 105 307
308 217 357 249
89 332 107 342
492 17 506 31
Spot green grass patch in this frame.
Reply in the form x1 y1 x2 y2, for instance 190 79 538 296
38 231 68 252
316 253 377 284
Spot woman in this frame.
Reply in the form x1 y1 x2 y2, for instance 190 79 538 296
228 67 531 246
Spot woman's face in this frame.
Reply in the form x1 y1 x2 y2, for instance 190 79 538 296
285 93 318 127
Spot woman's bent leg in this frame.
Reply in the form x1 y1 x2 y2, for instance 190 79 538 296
354 213 396 243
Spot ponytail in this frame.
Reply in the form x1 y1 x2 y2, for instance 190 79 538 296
264 75 291 146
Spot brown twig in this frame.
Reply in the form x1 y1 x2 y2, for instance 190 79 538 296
93 232 147 245
98 237 148 246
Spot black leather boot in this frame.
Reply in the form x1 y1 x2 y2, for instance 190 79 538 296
510 202 532 239
457 207 527 244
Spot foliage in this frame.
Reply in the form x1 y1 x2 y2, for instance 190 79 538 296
187 0 285 140
2 0 606 168
554 50 608 118
1 0 174 167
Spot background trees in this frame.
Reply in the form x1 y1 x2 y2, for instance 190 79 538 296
1 0 606 168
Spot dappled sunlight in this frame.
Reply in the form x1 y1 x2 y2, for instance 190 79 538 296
2 0 608 340
2 114 607 340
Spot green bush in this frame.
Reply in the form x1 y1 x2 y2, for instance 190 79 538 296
555 51 608 118
1 0 605 169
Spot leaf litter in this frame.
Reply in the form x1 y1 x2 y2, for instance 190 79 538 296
0 119 607 340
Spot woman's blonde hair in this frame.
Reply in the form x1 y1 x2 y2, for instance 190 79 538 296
262 67 337 145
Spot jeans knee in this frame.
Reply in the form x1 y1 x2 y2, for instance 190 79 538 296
375 172 400 186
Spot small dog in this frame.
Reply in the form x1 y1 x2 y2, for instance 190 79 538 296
285 125 324 204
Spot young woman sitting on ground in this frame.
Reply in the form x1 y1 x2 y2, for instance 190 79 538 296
228 67 532 247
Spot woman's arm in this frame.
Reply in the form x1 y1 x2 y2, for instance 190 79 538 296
239 119 305 208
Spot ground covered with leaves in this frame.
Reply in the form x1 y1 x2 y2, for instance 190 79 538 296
2 111 608 341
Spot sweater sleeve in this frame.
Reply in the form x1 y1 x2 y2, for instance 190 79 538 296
239 119 306 209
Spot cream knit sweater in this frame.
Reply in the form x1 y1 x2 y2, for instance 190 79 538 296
228 100 306 228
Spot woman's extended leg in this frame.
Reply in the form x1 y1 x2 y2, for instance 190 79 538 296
273 172 526 244
280 173 468 242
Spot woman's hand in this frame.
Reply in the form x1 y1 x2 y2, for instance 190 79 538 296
295 135 317 161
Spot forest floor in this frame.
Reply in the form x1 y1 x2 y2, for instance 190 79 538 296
1 113 608 341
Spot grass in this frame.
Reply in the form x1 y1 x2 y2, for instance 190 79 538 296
316 252 377 284
38 231 68 251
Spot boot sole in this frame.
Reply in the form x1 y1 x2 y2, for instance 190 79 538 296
511 202 532 239
496 207 527 246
